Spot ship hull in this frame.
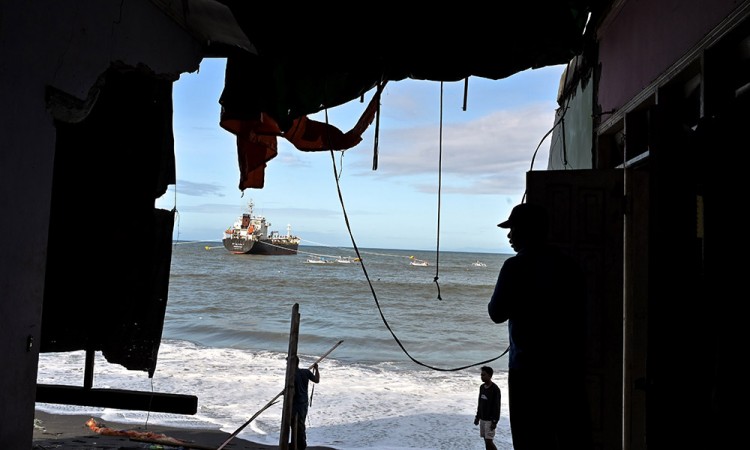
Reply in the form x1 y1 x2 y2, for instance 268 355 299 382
222 237 298 255
249 239 299 255
222 237 255 254
222 201 299 255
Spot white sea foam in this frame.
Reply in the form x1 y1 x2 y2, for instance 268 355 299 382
36 340 513 449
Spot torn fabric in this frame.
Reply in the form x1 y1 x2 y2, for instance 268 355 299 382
220 83 384 190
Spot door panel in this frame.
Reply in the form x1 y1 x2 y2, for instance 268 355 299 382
527 169 628 450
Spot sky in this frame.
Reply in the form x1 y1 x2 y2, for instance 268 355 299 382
157 58 566 254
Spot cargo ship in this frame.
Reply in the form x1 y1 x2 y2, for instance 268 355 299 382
222 202 300 255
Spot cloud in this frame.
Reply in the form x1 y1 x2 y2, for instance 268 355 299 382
274 150 313 168
171 180 226 197
175 203 238 213
339 102 556 194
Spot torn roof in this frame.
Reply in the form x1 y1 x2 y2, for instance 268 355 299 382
155 0 601 128
149 1 604 190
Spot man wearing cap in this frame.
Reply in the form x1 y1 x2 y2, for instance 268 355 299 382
487 203 591 450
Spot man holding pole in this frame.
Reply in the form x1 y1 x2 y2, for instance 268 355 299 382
292 358 320 450
215 339 340 450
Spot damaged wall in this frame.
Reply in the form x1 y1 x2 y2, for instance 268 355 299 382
43 66 177 376
596 0 739 114
0 1 203 447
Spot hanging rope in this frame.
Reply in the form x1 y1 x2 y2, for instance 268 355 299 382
318 84 506 372
462 77 469 111
432 82 444 301
372 79 382 170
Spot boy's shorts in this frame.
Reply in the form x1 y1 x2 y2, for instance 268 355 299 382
479 419 496 439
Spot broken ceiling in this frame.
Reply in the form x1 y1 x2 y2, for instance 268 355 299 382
153 0 601 189
166 1 599 121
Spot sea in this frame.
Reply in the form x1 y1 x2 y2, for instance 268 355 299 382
36 242 515 450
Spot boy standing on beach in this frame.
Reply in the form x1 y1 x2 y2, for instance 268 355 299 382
474 365 501 450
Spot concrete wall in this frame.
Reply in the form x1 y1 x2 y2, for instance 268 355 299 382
547 79 594 170
0 1 202 447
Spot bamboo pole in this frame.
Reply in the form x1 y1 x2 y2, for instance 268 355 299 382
215 338 344 450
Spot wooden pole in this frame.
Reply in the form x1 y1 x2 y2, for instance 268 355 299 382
83 348 95 389
214 317 343 449
279 304 300 449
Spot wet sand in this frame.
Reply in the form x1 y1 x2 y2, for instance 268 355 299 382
32 410 337 450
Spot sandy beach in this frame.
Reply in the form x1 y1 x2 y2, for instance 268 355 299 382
32 410 337 450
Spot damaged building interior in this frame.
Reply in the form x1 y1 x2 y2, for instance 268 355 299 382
1 0 747 448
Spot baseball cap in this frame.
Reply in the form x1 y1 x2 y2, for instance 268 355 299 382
497 203 548 229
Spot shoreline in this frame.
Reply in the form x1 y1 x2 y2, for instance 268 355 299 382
33 410 337 450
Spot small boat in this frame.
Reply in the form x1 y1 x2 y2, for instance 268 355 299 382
472 260 487 267
305 256 328 264
409 258 430 267
335 256 360 264
222 201 300 255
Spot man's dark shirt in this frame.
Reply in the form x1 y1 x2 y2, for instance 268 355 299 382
488 243 586 371
293 368 316 415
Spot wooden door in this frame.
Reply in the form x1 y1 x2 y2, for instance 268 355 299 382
527 168 635 450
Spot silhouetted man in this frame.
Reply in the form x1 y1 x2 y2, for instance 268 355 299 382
292 358 319 450
488 203 591 450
